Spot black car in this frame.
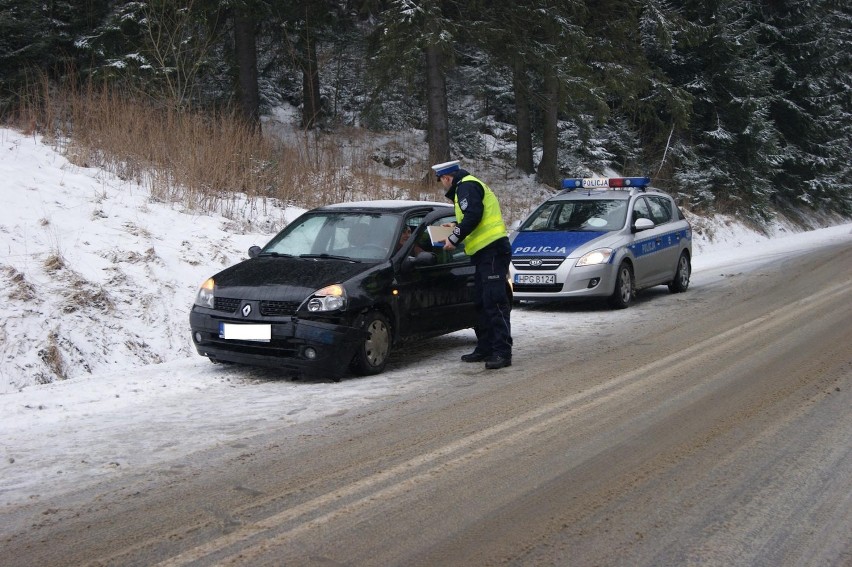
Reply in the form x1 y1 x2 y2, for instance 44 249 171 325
189 200 478 379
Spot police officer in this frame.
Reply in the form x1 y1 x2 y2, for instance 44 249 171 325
432 160 513 370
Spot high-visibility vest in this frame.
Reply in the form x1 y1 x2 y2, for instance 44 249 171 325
454 175 508 255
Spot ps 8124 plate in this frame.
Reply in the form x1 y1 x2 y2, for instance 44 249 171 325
514 274 556 285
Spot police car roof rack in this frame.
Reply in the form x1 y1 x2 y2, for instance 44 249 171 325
560 176 650 195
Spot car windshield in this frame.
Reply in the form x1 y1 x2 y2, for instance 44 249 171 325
261 212 400 261
519 199 628 232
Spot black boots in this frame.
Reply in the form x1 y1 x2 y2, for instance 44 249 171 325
484 355 512 370
461 351 512 369
461 351 489 362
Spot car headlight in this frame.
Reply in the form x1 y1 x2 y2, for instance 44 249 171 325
305 284 347 312
576 248 614 266
194 278 215 308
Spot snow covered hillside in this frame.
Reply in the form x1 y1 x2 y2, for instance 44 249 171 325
0 127 844 393
0 128 300 392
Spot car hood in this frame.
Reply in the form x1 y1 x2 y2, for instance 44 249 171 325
212 256 373 298
511 231 616 258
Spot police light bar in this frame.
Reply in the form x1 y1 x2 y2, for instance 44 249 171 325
561 177 651 190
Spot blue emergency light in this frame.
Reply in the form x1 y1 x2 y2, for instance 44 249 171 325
561 177 651 190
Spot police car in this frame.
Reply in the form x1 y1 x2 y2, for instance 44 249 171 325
510 177 692 308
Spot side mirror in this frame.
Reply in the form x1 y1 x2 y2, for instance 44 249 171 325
508 219 522 239
415 250 438 265
401 251 437 272
248 245 262 258
633 218 655 232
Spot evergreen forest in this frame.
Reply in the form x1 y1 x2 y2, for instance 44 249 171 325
1 0 850 223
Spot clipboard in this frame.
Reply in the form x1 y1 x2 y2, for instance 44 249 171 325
426 225 454 247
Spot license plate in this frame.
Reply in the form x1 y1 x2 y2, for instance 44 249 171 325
219 322 271 342
515 273 556 285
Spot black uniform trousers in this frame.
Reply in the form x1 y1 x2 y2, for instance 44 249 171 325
471 237 513 359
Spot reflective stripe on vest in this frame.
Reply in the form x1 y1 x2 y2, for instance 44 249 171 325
454 175 508 255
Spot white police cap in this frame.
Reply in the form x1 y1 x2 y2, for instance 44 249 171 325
431 160 461 177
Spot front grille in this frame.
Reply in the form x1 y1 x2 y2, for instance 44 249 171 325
514 283 564 293
260 300 301 316
215 297 241 313
511 257 565 270
213 297 300 316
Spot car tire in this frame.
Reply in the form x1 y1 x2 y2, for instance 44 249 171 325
351 311 392 375
668 251 691 293
608 262 633 309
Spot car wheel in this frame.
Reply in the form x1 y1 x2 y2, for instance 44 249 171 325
351 311 391 375
668 252 691 293
608 262 633 309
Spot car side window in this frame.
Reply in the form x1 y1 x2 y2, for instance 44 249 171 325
396 213 427 255
647 196 672 225
632 198 652 224
426 215 467 264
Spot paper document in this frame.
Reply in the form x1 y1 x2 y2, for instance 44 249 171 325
426 225 454 246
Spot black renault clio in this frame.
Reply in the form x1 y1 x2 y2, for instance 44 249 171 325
189 200 478 379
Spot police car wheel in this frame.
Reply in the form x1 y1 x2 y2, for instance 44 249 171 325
668 252 691 293
351 311 391 375
608 262 633 309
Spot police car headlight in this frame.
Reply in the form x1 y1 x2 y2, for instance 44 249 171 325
305 284 347 312
576 248 613 266
194 278 215 308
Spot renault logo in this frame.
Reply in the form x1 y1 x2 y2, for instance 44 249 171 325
242 304 252 317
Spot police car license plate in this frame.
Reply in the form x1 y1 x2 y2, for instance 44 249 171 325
515 274 556 285
219 322 271 342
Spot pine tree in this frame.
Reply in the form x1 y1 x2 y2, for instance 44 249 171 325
0 0 110 109
80 0 225 108
632 0 695 180
465 2 557 175
761 0 852 216
2 0 847 217
370 0 457 173
668 0 782 221
231 0 263 129
267 0 353 129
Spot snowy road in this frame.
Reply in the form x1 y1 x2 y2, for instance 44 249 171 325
2 233 850 565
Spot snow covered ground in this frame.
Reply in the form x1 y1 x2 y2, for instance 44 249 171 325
1 127 850 508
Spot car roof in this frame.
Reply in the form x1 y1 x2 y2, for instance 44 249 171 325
316 200 450 213
547 187 672 202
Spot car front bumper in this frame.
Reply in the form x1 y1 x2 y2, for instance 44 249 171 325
511 261 618 300
189 308 364 377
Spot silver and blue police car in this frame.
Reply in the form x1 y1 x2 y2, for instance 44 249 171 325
510 177 692 308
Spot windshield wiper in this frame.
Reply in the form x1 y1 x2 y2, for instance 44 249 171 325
259 251 295 257
299 253 360 263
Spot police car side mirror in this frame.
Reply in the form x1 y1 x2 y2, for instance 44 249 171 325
248 245 262 258
633 218 655 232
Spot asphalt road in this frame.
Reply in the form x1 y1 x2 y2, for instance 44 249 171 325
3 242 851 566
